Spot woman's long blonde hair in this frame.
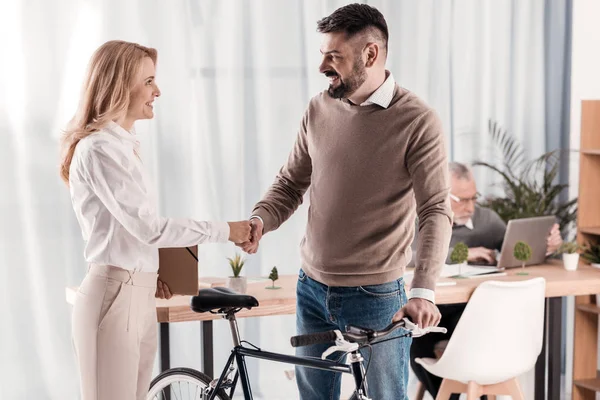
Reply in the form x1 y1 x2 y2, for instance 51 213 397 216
59 40 157 184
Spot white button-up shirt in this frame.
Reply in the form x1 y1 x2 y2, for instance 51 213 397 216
68 121 229 272
360 70 396 108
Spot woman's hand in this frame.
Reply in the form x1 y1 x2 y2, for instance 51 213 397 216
227 220 252 244
155 279 173 299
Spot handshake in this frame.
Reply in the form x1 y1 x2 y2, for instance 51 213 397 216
227 218 264 254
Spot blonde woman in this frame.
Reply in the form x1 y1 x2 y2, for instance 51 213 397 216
60 40 251 400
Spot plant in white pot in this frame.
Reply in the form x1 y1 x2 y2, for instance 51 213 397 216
449 242 469 278
558 241 580 271
581 242 600 268
513 241 532 276
226 253 247 293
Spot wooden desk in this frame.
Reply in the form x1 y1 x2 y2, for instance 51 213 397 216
65 262 600 400
156 275 298 323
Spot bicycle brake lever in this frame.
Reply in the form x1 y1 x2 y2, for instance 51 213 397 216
403 318 448 338
321 330 359 359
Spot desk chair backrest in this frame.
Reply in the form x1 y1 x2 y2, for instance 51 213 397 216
433 278 546 385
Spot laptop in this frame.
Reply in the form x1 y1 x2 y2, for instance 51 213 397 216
497 215 556 268
467 215 556 268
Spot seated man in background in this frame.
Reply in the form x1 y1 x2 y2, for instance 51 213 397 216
409 162 562 400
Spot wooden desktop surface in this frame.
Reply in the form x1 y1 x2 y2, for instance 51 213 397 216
65 261 600 323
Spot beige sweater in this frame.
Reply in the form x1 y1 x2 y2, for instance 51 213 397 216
252 85 452 290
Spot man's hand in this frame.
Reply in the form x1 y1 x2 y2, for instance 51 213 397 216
155 279 173 299
238 218 264 254
546 223 562 255
227 220 252 244
392 298 441 328
467 246 496 264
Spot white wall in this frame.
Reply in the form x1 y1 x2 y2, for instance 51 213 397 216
568 0 600 396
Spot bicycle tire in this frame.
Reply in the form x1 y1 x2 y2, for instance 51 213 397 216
147 367 231 400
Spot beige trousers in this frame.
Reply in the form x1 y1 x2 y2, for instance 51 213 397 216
72 264 158 400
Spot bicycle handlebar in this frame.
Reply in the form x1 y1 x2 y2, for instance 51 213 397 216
290 318 447 348
290 330 339 348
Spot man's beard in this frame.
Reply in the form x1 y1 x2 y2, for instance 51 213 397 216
453 214 473 226
326 57 367 99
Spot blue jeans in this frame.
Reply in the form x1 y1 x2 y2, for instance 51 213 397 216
295 269 410 400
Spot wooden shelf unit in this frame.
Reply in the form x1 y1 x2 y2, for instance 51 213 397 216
576 303 600 315
573 100 600 400
579 226 600 236
574 376 600 393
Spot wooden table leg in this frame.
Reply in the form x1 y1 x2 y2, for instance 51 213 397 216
534 300 548 400
548 297 563 400
201 320 214 378
160 322 170 372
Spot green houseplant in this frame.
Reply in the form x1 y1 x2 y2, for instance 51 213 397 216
513 241 532 275
474 120 577 232
450 242 469 277
557 241 580 271
581 242 600 268
226 253 247 293
266 266 281 289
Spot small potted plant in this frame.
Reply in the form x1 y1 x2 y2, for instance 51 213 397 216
558 241 580 271
513 241 532 276
450 242 469 277
266 266 281 289
581 242 600 269
226 253 247 293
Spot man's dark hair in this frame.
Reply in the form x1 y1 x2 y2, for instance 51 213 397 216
316 3 389 52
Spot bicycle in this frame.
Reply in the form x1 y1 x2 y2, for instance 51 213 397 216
147 286 446 400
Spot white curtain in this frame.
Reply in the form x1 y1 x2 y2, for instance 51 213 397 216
0 1 565 398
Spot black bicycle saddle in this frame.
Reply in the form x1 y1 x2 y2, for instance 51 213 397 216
190 287 259 313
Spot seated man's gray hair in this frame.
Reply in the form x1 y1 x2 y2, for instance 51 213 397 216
448 162 473 180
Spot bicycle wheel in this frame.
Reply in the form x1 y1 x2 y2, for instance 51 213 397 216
147 367 231 400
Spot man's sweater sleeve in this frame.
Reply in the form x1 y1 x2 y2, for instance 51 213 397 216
405 110 453 291
252 111 312 234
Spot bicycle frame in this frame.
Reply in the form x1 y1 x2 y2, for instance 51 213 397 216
206 312 369 400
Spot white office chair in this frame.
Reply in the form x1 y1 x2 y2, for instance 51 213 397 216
416 278 546 400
